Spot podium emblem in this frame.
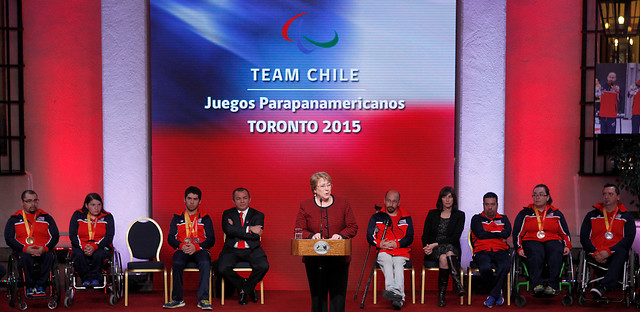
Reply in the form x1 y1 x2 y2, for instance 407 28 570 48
313 240 330 255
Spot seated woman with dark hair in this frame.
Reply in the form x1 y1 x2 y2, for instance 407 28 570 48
68 193 115 286
512 184 571 296
422 186 465 307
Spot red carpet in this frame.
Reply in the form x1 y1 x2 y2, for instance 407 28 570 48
2 289 629 311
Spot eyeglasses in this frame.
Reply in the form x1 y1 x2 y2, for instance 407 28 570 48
23 199 39 204
318 183 332 189
532 193 548 198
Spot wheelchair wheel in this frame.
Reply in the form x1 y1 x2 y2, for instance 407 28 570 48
47 298 58 310
562 294 573 306
109 294 118 306
578 293 587 306
514 294 526 307
109 249 124 300
18 300 27 311
64 295 73 308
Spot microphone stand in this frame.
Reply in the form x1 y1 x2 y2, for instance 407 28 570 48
359 216 390 309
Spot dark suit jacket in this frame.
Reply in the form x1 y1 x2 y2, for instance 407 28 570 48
221 207 264 250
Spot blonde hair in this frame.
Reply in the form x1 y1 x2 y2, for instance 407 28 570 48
310 172 332 193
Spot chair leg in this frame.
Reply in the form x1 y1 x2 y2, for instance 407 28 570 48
208 271 212 303
460 269 464 305
260 280 264 304
412 268 416 304
421 268 425 304
373 269 377 304
164 270 168 304
467 268 472 305
507 272 511 306
170 270 173 301
125 271 129 307
221 277 225 305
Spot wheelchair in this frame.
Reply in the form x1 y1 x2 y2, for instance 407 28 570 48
6 252 62 310
510 250 575 306
575 249 638 307
62 247 124 307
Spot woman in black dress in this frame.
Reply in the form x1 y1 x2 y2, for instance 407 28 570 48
422 186 465 307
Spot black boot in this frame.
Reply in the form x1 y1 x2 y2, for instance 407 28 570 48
446 255 464 296
437 268 449 307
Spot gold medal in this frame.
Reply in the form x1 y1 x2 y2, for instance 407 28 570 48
21 210 39 246
193 237 200 244
605 232 614 240
536 231 546 239
184 237 191 244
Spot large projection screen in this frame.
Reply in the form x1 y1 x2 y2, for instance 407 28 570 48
151 1 456 290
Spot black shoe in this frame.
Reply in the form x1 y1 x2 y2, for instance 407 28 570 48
239 290 248 305
590 285 606 299
249 289 259 303
392 300 403 310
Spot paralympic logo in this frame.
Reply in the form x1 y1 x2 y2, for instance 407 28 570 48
282 12 339 54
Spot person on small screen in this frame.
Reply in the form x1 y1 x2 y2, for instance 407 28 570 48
470 192 511 308
422 186 465 307
218 187 269 305
295 172 358 312
512 184 571 297
163 186 215 310
628 80 640 134
68 193 115 286
366 190 414 310
600 72 620 134
4 190 60 296
580 184 635 299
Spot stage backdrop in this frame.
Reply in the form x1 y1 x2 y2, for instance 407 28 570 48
150 1 456 291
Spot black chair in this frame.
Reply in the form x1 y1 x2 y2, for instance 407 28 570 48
124 217 168 306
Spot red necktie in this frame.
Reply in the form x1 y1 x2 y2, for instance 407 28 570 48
238 212 246 249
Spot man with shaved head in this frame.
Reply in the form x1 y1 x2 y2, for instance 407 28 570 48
366 190 414 310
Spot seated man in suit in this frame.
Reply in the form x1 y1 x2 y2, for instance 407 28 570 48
218 187 269 305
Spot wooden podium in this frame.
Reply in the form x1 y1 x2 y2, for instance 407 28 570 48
291 239 352 256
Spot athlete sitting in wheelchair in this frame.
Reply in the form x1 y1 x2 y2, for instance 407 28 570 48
578 184 636 303
4 190 61 309
511 184 573 304
68 193 115 286
65 193 122 307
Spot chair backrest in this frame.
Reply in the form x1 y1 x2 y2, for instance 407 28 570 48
126 217 163 262
468 231 474 254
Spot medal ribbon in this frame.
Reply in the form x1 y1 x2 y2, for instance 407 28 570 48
603 206 619 235
21 210 40 243
184 211 198 240
533 206 548 233
87 213 98 241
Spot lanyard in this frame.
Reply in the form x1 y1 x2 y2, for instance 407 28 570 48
87 213 98 241
184 211 198 238
603 206 619 234
21 210 40 242
533 206 548 232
